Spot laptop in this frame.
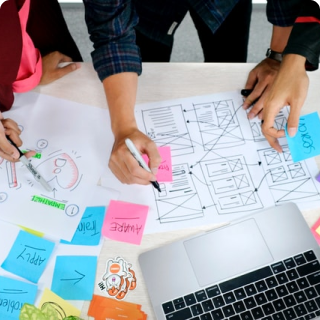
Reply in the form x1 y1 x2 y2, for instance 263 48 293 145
139 202 320 320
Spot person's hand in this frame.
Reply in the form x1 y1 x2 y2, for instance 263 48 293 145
40 51 81 85
261 54 308 152
108 128 162 185
0 112 35 162
242 58 281 119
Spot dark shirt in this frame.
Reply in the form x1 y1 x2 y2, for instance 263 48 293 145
268 0 320 70
83 0 240 82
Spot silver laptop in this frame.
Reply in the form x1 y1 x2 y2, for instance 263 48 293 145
139 202 320 320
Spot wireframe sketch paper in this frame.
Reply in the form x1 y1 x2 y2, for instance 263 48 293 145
0 92 111 241
101 90 320 234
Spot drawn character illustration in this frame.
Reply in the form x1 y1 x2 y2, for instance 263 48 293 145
102 257 137 300
36 152 81 190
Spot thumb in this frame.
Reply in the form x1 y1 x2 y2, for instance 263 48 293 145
54 62 81 81
286 107 300 138
147 152 162 176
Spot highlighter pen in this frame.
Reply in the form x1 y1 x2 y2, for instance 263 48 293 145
6 136 52 192
125 138 161 192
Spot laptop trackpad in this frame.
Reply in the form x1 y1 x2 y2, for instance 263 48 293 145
184 219 273 287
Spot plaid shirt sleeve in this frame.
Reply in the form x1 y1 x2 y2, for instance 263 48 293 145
83 0 142 82
283 0 320 70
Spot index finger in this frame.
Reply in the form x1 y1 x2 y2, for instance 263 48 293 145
0 123 20 160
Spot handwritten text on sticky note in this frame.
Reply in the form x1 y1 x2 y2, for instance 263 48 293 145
0 276 38 320
1 230 55 283
102 200 149 245
142 146 172 182
286 112 320 162
61 206 106 246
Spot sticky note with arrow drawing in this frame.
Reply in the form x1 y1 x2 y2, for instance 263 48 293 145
51 255 97 300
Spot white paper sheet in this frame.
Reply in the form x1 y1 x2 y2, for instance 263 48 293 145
0 92 112 241
101 91 320 233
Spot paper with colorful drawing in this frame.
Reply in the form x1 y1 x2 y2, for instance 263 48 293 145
101 90 320 234
0 92 111 241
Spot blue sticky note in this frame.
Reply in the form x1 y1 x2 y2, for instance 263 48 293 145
0 276 38 320
285 112 320 162
1 230 55 283
61 206 106 246
51 255 97 300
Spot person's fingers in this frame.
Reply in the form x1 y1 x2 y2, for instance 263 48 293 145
243 81 267 111
261 107 285 152
0 123 20 160
51 63 81 82
57 52 72 64
286 110 300 138
4 128 23 146
23 150 37 159
142 141 162 177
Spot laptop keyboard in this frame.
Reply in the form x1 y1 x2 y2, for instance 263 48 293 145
162 250 320 320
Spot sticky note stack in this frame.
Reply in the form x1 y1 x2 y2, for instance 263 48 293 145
88 294 147 320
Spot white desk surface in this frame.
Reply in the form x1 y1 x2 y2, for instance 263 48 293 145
34 62 320 319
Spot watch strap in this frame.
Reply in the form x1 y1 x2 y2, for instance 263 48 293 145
266 48 283 62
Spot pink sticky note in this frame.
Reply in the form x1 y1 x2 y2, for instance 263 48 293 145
311 216 320 245
142 146 172 182
102 200 149 245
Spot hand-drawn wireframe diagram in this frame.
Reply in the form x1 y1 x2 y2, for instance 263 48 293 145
132 91 320 231
0 92 110 241
258 145 320 204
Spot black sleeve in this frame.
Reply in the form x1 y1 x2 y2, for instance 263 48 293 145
283 0 320 71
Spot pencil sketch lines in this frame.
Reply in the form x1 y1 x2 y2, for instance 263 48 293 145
154 163 204 223
258 145 320 203
36 151 82 191
200 155 263 214
194 100 245 150
142 105 194 157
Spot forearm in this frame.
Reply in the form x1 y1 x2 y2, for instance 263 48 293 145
102 72 138 137
270 26 293 52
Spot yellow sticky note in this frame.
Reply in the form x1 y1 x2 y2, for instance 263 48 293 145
38 288 81 317
19 225 44 238
316 225 320 236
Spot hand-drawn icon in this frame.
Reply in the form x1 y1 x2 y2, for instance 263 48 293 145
312 0 320 7
37 139 49 149
36 151 81 190
98 256 137 300
0 0 9 8
65 204 80 217
0 192 7 203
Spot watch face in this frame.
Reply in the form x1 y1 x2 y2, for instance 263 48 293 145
266 48 271 57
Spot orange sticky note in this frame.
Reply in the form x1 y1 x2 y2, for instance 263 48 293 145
102 200 149 245
142 146 172 182
88 295 146 320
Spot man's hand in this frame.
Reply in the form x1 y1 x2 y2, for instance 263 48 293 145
108 128 161 185
261 54 308 152
40 51 81 85
0 112 35 161
242 58 281 119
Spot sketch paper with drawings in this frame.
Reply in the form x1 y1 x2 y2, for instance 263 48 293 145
0 92 110 241
101 90 320 234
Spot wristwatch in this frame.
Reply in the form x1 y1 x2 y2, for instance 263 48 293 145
266 48 283 62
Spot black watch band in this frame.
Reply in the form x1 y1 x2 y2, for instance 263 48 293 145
266 48 283 62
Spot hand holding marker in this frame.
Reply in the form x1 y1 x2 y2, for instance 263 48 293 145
6 136 52 192
125 138 161 192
